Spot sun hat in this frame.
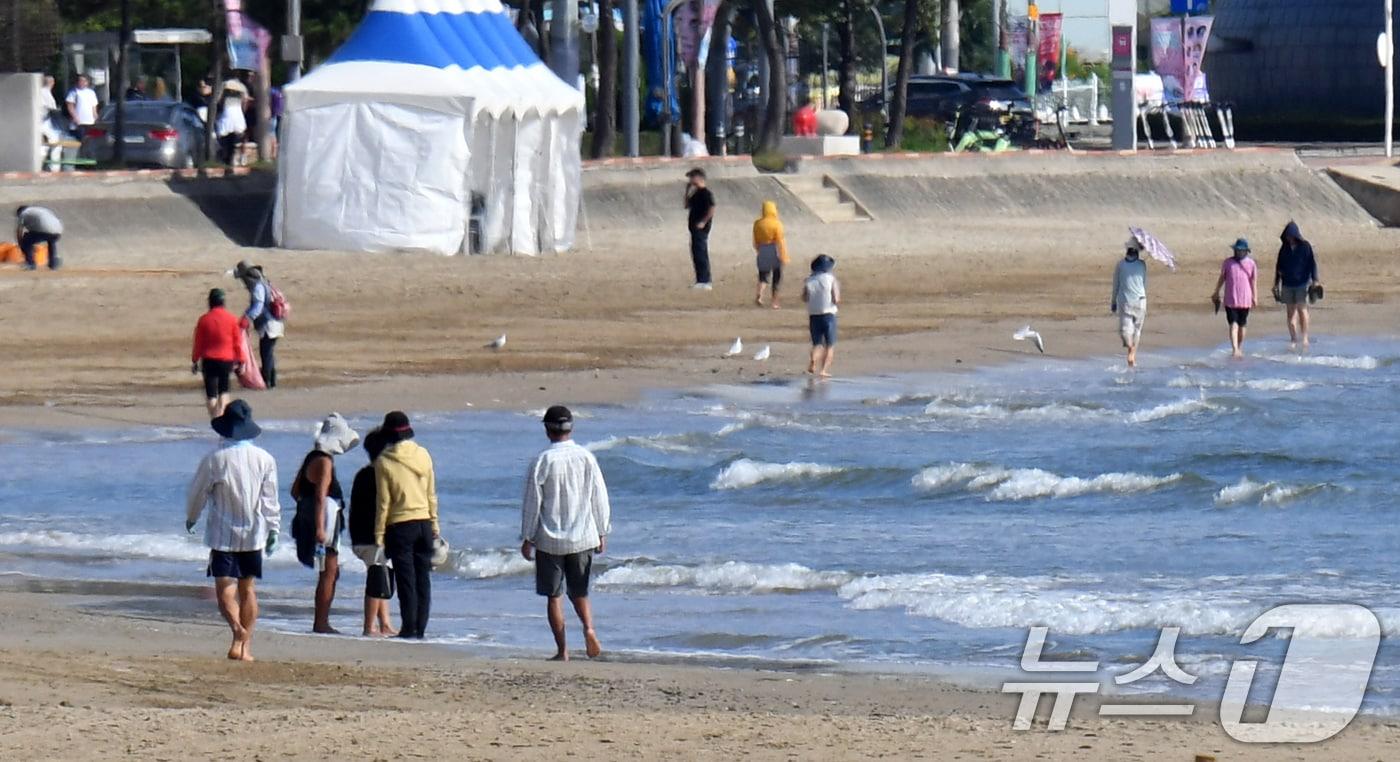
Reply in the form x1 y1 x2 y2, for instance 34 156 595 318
212 399 261 441
542 405 574 432
1124 237 1141 251
811 254 835 273
313 412 359 456
381 410 414 444
1231 238 1251 251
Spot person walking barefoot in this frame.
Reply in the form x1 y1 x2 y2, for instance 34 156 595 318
752 200 789 308
1111 240 1148 368
1212 238 1258 360
802 255 841 377
520 406 612 661
186 400 279 661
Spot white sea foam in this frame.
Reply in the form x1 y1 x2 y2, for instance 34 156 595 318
597 561 854 593
448 548 533 579
1128 396 1217 423
1214 478 1324 506
912 463 1181 501
1167 377 1308 392
585 433 698 454
922 397 1108 424
0 530 211 562
710 458 845 490
1264 354 1379 370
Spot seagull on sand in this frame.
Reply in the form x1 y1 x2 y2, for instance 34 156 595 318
753 345 771 361
1013 326 1045 354
724 337 743 357
485 333 507 350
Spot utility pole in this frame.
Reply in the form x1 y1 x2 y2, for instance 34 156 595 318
114 0 131 165
821 23 828 110
623 0 639 155
1025 1 1037 98
286 0 303 81
993 0 1009 78
1388 0 1395 157
550 0 581 88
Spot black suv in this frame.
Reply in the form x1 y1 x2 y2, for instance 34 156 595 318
863 74 1034 121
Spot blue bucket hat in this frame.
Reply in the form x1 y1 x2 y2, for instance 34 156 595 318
1231 238 1251 252
211 399 261 441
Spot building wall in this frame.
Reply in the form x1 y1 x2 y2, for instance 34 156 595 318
1206 0 1388 134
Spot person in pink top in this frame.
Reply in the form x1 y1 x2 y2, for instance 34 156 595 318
1211 238 1259 359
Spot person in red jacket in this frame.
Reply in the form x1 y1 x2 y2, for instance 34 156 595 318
192 288 247 418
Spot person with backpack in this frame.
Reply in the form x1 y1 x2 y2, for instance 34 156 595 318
234 260 286 389
349 427 397 637
290 413 359 634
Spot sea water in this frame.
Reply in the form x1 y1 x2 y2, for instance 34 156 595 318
3 337 1399 713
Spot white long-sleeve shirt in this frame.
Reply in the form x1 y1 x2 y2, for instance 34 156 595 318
520 440 612 556
186 440 281 552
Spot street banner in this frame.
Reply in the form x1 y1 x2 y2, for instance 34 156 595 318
1037 13 1062 92
1151 16 1186 102
1182 16 1214 101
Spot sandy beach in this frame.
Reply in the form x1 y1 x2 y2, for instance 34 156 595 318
0 585 1396 760
3 154 1400 758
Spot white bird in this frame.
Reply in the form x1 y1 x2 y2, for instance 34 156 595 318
1013 325 1045 354
724 337 743 357
485 333 506 350
753 345 771 361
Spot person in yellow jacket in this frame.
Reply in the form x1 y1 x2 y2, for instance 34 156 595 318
374 410 440 639
752 200 790 309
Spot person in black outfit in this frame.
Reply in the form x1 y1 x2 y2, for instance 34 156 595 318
684 168 717 289
290 413 359 634
349 428 397 637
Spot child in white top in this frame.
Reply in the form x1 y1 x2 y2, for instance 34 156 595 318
802 255 841 377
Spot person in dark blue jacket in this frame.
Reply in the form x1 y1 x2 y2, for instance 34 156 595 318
1273 222 1322 351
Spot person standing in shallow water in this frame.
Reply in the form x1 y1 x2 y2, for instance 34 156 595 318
520 406 612 661
1212 238 1258 360
374 411 440 640
185 399 279 661
291 413 359 634
1111 240 1148 368
1274 221 1321 351
349 427 397 637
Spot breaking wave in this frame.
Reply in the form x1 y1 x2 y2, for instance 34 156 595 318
710 459 846 490
912 463 1183 501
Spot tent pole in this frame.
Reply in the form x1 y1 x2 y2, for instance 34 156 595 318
623 0 640 156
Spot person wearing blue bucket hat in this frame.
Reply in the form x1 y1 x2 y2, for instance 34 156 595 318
1212 238 1259 359
186 398 281 661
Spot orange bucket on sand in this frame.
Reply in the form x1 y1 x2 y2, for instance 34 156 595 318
0 241 48 267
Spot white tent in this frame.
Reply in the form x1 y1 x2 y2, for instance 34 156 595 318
275 0 584 256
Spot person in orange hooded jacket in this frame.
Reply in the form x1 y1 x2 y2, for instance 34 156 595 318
752 200 790 309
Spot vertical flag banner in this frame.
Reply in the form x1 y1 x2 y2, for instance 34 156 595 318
1182 16 1213 101
1037 13 1062 92
1151 16 1186 102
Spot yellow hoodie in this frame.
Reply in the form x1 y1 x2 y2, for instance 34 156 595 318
373 440 440 545
752 200 789 264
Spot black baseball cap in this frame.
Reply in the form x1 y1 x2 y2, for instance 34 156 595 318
542 405 573 431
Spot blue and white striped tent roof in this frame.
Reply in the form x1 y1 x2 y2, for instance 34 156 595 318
284 0 582 118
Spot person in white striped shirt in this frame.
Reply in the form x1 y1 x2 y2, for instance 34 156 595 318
520 405 612 661
186 399 280 661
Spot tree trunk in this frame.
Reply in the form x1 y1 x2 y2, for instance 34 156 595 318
753 0 786 152
704 4 732 154
590 0 618 158
940 0 958 73
886 0 921 147
254 49 271 161
836 0 858 134
204 3 226 167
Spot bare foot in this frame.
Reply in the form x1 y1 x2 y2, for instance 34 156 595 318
585 630 602 659
548 652 569 662
1301 339 1310 352
771 303 781 310
380 627 398 638
755 297 764 307
819 371 832 378
236 639 255 662
1288 342 1297 353
313 626 341 635
805 367 815 375
227 642 242 660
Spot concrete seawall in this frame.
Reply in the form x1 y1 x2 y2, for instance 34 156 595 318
1 151 1379 256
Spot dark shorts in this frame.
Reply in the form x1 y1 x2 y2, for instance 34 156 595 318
208 549 262 580
809 313 837 346
201 359 234 399
1225 307 1250 327
758 266 782 289
535 550 593 598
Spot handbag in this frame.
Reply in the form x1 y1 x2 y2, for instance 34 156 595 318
366 564 395 600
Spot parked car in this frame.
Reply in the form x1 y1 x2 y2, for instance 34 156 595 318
79 100 208 169
862 74 1035 123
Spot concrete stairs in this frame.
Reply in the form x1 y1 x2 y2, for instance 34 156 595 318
775 174 873 223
